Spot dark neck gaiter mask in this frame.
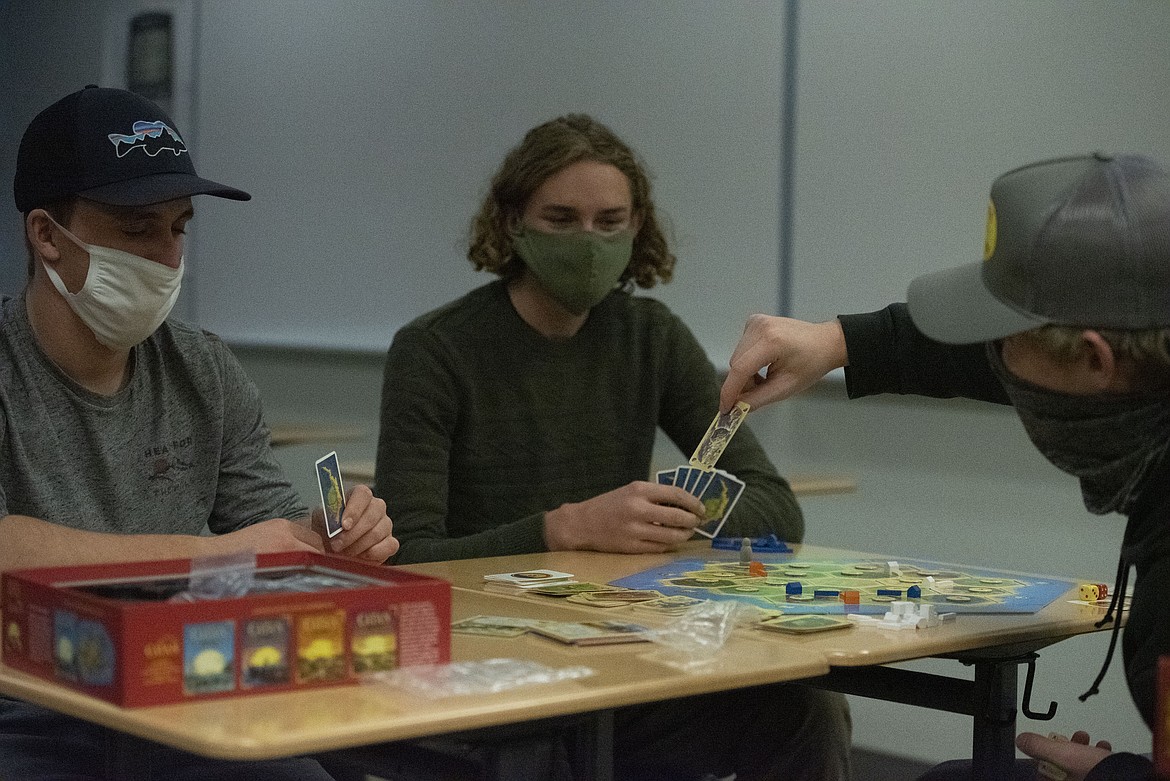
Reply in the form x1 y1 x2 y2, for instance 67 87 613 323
987 342 1170 515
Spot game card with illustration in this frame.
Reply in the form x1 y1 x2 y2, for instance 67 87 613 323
315 451 346 538
694 470 746 539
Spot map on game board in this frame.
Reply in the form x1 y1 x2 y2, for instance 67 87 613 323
609 557 1076 615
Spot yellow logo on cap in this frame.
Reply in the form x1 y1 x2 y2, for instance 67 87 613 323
983 199 997 261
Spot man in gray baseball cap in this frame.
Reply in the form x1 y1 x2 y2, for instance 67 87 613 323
908 152 1170 343
719 152 1170 780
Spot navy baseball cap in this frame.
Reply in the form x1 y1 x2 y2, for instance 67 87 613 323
14 85 250 211
907 153 1170 344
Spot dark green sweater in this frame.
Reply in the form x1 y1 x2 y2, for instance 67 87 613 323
377 281 802 563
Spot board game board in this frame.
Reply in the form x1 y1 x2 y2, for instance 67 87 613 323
609 556 1076 615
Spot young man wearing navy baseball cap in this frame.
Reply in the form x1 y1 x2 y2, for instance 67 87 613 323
2 85 398 779
720 153 1170 780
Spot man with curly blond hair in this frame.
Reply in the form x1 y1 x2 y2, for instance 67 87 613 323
374 114 851 781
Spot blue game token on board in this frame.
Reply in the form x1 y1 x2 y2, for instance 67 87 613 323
711 533 792 553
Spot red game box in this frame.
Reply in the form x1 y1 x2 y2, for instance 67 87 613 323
1 552 450 707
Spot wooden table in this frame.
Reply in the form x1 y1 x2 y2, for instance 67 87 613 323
401 542 1115 781
0 585 827 773
0 543 1109 780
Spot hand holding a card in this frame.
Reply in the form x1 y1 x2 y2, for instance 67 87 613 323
543 481 706 554
720 315 849 414
313 452 399 563
311 483 399 563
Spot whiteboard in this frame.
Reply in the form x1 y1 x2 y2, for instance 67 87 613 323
791 1 1170 322
188 0 789 364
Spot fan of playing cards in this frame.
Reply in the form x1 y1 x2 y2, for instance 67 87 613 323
657 402 750 539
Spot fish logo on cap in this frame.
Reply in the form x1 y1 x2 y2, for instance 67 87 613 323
107 120 188 158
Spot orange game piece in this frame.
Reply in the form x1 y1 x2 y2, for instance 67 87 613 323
841 589 860 605
748 561 766 577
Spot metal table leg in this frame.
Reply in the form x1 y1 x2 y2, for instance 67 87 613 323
808 644 1057 781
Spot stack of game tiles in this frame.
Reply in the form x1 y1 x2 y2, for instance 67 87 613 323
628 595 708 615
481 569 576 595
528 619 651 646
557 589 662 608
451 615 651 646
655 467 745 539
449 615 542 637
758 615 853 634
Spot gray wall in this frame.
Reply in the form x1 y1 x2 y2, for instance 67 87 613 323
0 2 106 296
793 2 1170 321
2 0 1163 766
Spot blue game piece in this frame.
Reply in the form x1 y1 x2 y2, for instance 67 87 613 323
907 585 922 598
876 589 902 597
813 589 839 598
786 582 802 595
711 533 793 553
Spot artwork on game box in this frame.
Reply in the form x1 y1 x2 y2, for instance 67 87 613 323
351 609 398 674
0 552 450 707
183 620 236 695
242 616 291 688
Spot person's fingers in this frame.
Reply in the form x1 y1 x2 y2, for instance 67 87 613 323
341 484 375 530
1016 731 1112 779
339 528 399 563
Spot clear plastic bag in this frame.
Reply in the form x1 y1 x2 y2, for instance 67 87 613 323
642 600 760 670
168 550 257 602
369 658 594 699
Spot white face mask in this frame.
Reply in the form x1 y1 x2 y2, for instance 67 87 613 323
43 218 184 350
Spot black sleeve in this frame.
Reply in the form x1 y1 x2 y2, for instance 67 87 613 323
1123 533 1170 729
839 304 1010 404
1084 753 1155 781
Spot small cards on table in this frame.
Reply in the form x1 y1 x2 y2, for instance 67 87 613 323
478 573 679 611
757 615 852 634
314 451 346 538
629 595 707 615
655 466 745 539
563 589 662 608
482 569 575 586
529 619 651 646
481 569 578 594
451 615 651 646
450 615 540 638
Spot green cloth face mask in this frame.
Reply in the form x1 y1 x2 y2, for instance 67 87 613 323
512 227 634 315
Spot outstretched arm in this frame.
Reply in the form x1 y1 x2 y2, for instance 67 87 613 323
721 305 1010 412
720 315 848 413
